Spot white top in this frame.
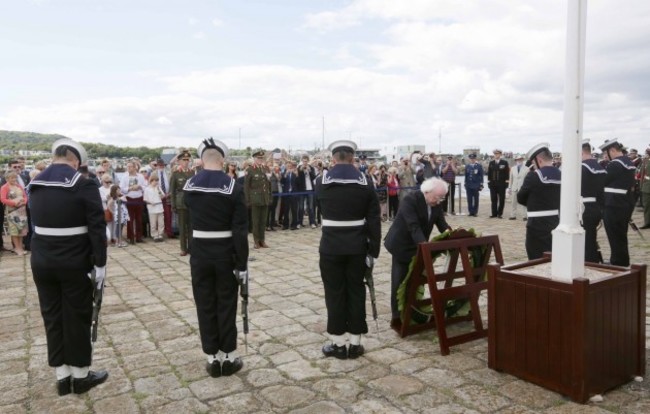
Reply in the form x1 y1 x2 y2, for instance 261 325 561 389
143 185 165 214
98 185 111 210
120 173 146 198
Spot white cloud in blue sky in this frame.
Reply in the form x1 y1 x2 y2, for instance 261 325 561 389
0 0 648 154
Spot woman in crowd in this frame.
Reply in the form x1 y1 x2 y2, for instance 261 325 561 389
377 164 389 221
1 171 29 255
226 161 238 179
99 173 114 244
387 167 400 220
143 172 165 242
267 163 281 231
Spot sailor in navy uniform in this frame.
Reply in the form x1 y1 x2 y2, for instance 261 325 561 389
315 140 381 359
581 140 606 263
29 139 108 396
183 138 249 377
517 143 561 260
599 138 636 266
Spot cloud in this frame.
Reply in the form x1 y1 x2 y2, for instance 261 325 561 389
211 18 223 27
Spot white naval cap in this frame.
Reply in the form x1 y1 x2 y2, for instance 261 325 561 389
197 137 229 159
598 138 622 152
52 138 88 165
525 142 550 167
328 139 357 154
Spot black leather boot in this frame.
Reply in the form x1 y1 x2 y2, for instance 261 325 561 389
57 377 72 396
72 370 109 394
221 358 243 376
206 361 222 378
322 343 347 359
348 344 365 359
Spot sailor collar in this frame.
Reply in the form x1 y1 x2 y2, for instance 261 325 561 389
183 170 235 194
581 158 606 174
322 164 367 186
611 156 636 170
534 166 561 184
29 164 82 188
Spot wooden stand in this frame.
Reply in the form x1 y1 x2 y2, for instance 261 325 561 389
395 230 504 355
488 254 647 403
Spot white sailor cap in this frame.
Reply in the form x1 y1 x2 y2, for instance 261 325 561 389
328 140 357 154
525 142 550 167
197 137 229 158
52 138 88 165
582 138 592 151
599 138 622 152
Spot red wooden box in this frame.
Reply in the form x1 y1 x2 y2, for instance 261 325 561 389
487 255 646 403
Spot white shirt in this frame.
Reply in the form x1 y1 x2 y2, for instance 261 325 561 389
120 173 146 198
143 185 165 214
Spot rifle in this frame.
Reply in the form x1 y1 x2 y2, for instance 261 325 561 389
236 269 249 353
630 220 645 240
90 268 105 342
364 255 379 333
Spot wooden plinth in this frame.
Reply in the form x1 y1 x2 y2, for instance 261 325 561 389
487 254 646 403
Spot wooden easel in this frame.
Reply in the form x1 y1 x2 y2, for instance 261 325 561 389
394 230 504 355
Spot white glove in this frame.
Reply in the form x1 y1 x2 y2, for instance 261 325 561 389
93 266 106 288
365 255 375 268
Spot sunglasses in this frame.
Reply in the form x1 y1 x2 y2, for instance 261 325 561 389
104 181 113 183
12 166 21 169
181 158 190 161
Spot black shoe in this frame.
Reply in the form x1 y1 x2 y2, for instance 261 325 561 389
509 217 516 220
489 215 497 218
206 361 221 378
497 215 503 219
57 377 72 396
348 344 364 359
72 370 108 394
640 224 650 229
322 343 347 360
221 358 243 376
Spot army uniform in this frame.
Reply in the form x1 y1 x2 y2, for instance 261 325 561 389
581 158 606 263
600 143 636 266
169 155 195 255
184 138 248 377
29 139 108 395
316 140 381 359
518 162 561 260
245 152 271 248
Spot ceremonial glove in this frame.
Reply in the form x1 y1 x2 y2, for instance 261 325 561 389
365 255 374 268
93 266 107 289
234 269 248 282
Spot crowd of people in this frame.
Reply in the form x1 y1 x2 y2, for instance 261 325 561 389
1 136 648 397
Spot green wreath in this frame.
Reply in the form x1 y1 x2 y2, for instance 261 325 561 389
396 228 487 324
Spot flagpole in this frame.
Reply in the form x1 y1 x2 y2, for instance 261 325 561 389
551 0 588 280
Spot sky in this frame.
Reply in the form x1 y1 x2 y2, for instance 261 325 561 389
1 0 649 156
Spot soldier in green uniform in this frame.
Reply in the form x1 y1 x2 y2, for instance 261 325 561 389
169 150 195 256
245 150 271 249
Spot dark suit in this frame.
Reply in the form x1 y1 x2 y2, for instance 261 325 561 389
280 170 299 229
384 191 450 319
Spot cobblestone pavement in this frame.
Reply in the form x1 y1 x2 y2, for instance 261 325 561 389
1 203 649 413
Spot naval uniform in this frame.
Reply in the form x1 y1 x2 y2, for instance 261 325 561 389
581 159 606 263
184 170 249 354
603 155 636 266
517 166 561 260
487 158 510 217
315 164 381 336
29 164 107 368
169 167 195 254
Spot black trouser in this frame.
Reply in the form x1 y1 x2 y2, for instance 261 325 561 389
267 193 279 227
489 184 507 216
320 253 368 335
442 181 455 213
390 256 411 320
604 206 631 267
282 195 299 229
582 205 602 263
32 266 93 367
190 257 239 354
525 218 557 260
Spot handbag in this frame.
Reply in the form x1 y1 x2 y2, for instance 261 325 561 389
104 209 114 222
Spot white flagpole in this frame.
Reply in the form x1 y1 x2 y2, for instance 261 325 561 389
551 0 588 280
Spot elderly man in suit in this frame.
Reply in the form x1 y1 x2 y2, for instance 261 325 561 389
508 154 529 220
384 177 452 329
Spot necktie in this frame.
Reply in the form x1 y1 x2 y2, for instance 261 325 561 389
517 165 521 173
160 173 167 193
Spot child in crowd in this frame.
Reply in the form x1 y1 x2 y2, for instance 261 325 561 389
143 173 165 242
107 184 130 247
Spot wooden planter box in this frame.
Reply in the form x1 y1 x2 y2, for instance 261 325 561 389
487 254 646 403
